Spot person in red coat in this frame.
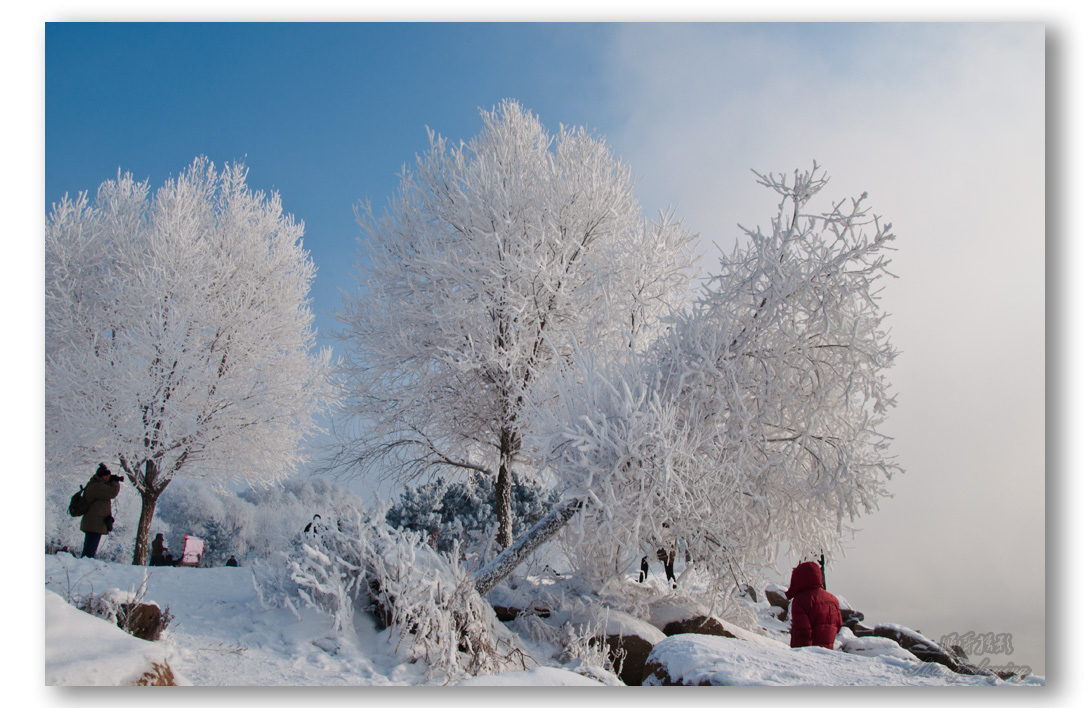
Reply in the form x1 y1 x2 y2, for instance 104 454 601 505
786 560 842 649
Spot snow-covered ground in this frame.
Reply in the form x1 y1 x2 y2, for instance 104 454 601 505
42 551 1043 688
44 552 427 686
643 633 1026 687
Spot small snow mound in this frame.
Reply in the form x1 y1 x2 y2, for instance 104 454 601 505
570 606 666 645
455 666 608 686
99 587 143 606
646 596 709 629
837 627 918 661
44 589 188 686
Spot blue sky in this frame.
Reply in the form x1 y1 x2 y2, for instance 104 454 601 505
46 22 626 349
33 15 1062 678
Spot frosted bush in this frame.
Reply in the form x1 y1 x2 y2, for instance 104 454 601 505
560 611 619 677
264 505 523 682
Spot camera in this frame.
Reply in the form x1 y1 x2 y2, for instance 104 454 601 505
110 474 125 484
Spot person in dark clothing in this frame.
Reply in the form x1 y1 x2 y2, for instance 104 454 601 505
637 548 677 587
150 533 169 566
80 464 121 559
304 514 323 535
226 555 238 567
786 560 843 649
657 547 677 587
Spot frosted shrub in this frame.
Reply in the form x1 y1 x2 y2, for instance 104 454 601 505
270 506 519 682
560 612 619 676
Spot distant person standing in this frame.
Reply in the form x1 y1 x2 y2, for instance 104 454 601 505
785 560 842 650
150 533 169 566
80 464 122 559
225 555 238 567
657 547 677 588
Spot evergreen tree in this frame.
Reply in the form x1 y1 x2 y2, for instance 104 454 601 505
386 472 559 555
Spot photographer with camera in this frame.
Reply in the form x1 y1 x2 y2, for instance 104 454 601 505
79 463 122 559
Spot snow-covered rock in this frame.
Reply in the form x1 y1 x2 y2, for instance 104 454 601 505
662 615 735 638
645 595 709 629
837 627 919 662
571 606 667 647
764 584 789 612
840 608 866 629
869 623 988 675
44 589 187 686
642 634 1015 686
570 607 666 686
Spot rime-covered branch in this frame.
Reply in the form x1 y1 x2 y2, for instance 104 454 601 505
527 164 900 593
473 497 584 596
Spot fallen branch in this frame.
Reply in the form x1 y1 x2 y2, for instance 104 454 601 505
473 498 584 596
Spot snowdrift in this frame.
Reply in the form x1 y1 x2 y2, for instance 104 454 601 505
44 588 188 686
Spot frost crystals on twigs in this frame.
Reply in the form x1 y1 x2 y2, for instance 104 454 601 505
529 163 900 598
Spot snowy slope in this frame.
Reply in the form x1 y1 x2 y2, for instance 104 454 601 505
43 552 1043 687
44 553 427 686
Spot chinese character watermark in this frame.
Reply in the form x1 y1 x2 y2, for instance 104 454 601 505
938 631 1014 656
938 631 1032 678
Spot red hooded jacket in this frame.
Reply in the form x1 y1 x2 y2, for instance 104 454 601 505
786 561 842 649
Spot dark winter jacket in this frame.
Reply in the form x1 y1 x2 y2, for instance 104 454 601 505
151 534 167 558
79 474 121 535
786 561 842 649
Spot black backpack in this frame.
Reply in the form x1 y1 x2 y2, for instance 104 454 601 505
68 485 91 517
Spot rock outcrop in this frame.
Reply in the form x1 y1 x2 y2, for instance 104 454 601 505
840 608 865 629
580 609 668 686
662 615 737 638
764 584 789 613
868 623 991 676
117 602 168 641
599 632 660 686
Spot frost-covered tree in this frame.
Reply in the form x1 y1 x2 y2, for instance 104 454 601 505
240 476 369 556
45 158 333 565
153 476 367 565
335 100 695 548
527 165 900 594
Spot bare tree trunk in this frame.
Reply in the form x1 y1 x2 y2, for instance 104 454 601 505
474 498 583 597
495 463 513 550
128 459 169 566
132 489 159 566
495 425 519 549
